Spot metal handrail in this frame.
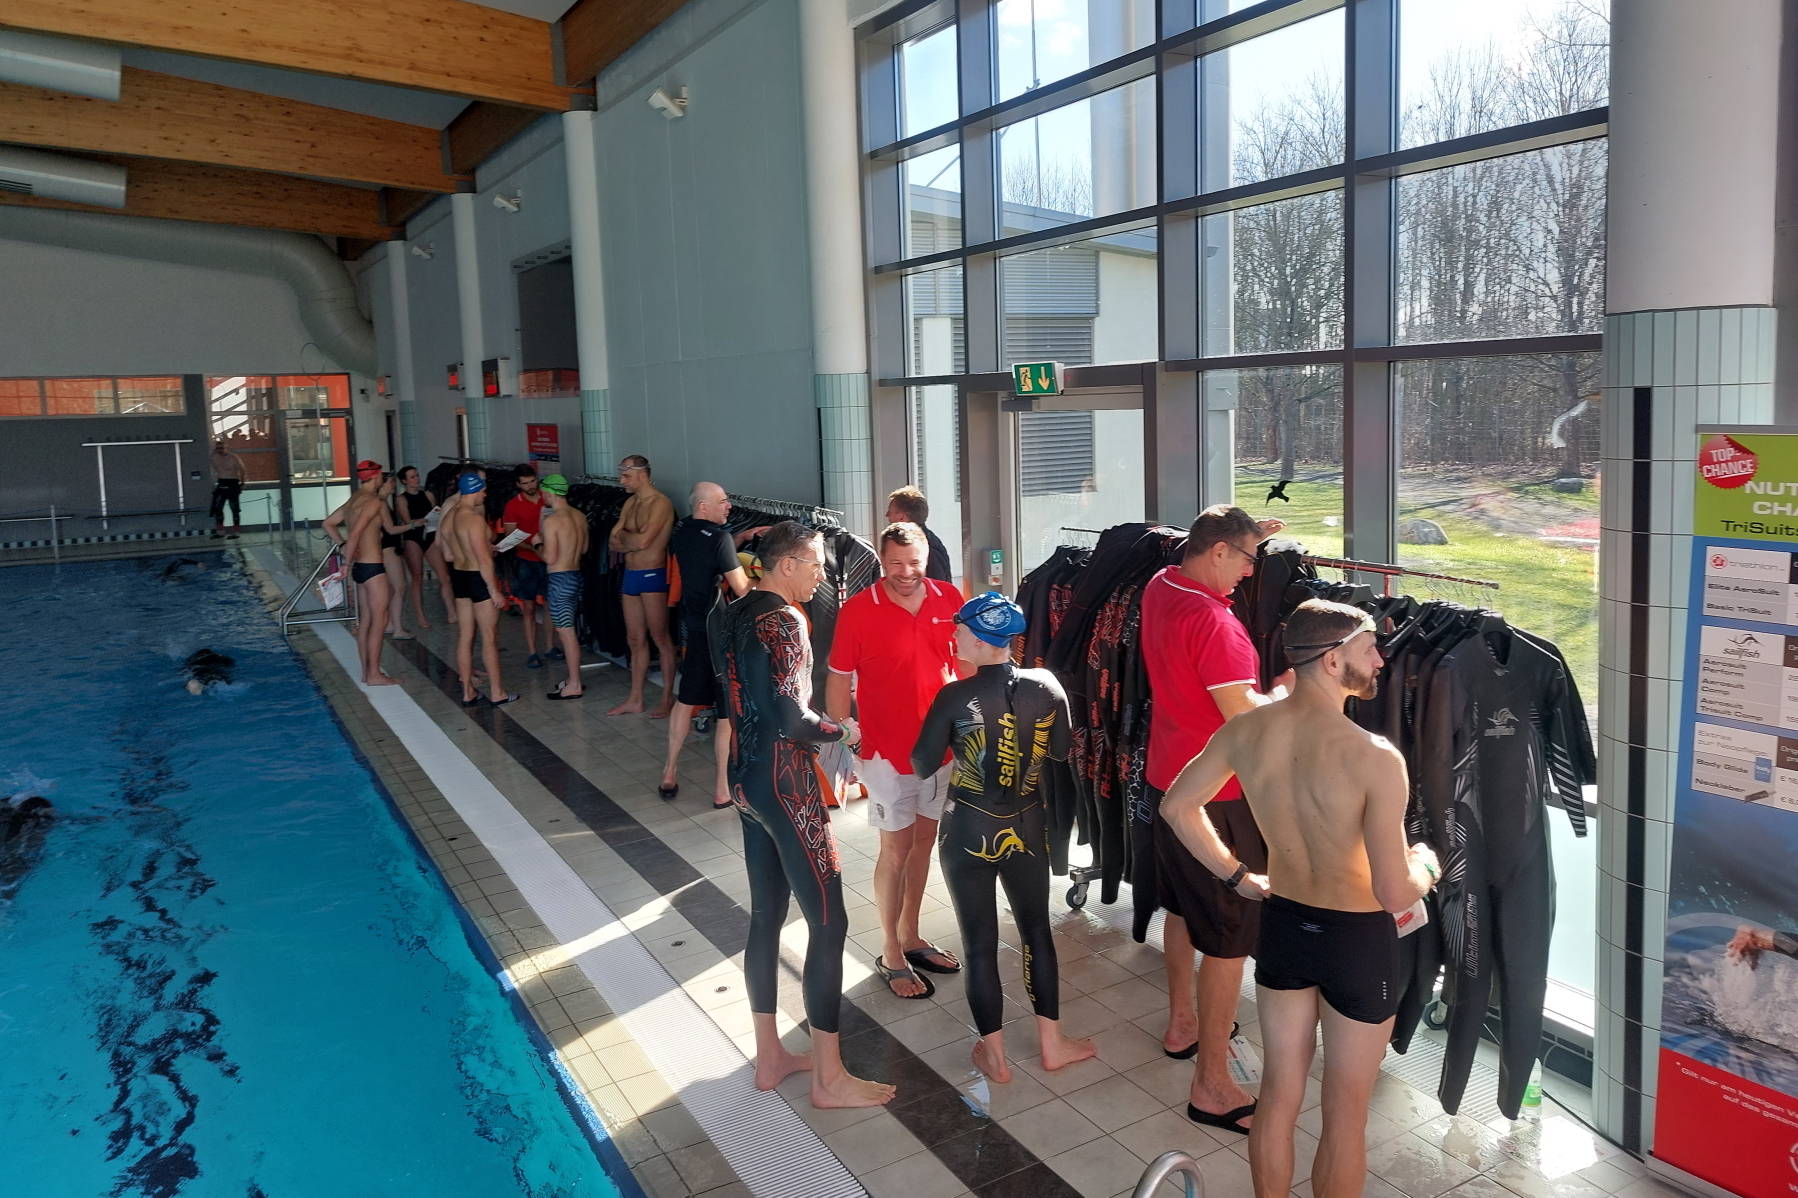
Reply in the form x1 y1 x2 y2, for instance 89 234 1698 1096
1132 1151 1207 1198
279 542 357 636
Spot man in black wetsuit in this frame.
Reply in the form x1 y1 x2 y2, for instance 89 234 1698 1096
716 520 894 1110
913 592 1097 1084
1161 600 1439 1198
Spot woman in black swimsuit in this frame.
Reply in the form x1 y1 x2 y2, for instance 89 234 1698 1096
912 592 1096 1084
396 466 436 630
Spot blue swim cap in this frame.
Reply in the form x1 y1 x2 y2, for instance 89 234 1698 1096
955 591 1026 646
457 472 485 495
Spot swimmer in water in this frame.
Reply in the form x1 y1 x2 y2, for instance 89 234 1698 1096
159 557 205 581
1 796 52 845
1727 925 1798 970
183 648 235 694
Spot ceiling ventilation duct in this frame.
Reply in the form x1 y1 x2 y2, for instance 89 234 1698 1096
0 30 120 100
0 146 127 208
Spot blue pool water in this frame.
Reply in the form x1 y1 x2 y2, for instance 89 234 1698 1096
0 553 630 1197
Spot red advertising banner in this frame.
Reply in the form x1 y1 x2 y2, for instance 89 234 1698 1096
1655 1050 1798 1195
526 423 559 463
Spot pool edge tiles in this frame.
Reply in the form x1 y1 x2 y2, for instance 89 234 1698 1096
246 547 865 1198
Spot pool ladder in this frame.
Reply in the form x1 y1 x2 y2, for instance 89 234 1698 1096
279 543 358 637
1131 1150 1208 1198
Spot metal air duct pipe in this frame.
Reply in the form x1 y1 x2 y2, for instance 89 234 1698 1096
0 145 127 208
0 31 120 100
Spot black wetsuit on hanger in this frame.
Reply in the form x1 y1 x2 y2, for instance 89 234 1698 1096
913 662 1071 1036
716 589 852 1035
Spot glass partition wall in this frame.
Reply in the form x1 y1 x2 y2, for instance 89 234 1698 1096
860 0 1609 1020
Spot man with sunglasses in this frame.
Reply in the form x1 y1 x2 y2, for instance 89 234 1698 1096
1140 503 1288 1137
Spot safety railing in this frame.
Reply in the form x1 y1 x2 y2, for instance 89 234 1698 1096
1131 1151 1207 1198
0 505 70 561
279 541 358 637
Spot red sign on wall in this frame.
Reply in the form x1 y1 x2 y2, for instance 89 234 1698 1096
526 423 560 463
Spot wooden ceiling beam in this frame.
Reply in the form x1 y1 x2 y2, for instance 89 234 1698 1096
0 0 572 110
380 188 443 229
445 103 546 177
558 0 686 86
0 68 463 192
0 156 399 240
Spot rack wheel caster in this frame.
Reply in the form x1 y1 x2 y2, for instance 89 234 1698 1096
1423 999 1449 1030
1066 883 1089 909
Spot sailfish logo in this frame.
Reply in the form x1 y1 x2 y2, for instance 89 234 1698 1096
968 828 1029 862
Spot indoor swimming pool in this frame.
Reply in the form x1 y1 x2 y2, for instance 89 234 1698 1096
0 552 630 1197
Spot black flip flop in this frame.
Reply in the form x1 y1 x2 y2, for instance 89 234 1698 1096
460 694 483 708
489 693 520 707
710 797 734 810
1165 1021 1240 1060
874 958 934 1000
903 944 961 975
547 683 583 701
657 782 680 801
1186 1100 1255 1136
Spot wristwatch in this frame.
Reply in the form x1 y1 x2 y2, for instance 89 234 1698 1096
1223 862 1249 889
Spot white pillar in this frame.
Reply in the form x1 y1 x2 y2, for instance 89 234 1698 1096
563 109 612 476
451 191 489 459
1595 0 1783 1156
800 0 872 535
385 247 419 470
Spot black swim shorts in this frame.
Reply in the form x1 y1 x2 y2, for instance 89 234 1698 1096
676 620 718 708
450 568 491 604
1255 894 1400 1024
350 561 386 585
1152 793 1267 959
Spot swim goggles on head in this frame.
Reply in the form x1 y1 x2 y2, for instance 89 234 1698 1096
1284 615 1377 669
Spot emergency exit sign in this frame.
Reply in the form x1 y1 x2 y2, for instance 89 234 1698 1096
1012 361 1063 396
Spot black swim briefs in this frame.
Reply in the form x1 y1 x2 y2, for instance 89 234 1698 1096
450 568 492 604
1255 894 1400 1024
350 561 386 585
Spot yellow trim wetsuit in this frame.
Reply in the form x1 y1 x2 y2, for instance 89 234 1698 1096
913 662 1071 1036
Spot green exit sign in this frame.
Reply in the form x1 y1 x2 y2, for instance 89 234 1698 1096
1012 361 1063 396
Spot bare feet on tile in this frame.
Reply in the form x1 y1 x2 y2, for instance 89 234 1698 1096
753 1046 812 1091
973 1038 1012 1083
1037 1024 1096 1072
811 1071 896 1109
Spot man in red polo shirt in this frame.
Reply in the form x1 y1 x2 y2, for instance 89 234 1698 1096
501 463 550 669
1142 504 1288 1137
825 523 964 1000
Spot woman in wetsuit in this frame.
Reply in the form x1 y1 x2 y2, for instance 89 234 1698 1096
715 521 894 1110
396 466 437 630
912 592 1096 1083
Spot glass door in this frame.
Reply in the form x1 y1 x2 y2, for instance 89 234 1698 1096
1010 388 1146 573
284 411 352 524
207 375 354 528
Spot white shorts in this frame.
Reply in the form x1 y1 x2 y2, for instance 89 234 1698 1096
859 755 948 832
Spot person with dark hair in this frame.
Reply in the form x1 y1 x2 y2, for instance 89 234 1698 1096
886 486 954 584
825 522 963 999
717 520 893 1109
1140 502 1287 1135
914 591 1096 1082
182 648 235 694
1161 598 1438 1198
538 475 588 699
209 439 245 538
609 454 678 717
395 465 437 630
501 463 552 668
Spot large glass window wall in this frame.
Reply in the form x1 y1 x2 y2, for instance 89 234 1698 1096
862 0 1608 1011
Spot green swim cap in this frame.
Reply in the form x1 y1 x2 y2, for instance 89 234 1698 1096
540 474 569 496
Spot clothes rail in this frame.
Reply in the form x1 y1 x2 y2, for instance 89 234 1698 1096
1303 553 1499 595
726 491 844 525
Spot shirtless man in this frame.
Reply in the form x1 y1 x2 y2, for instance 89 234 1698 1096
538 475 589 699
427 466 483 624
326 460 403 686
1161 599 1440 1198
443 471 518 708
607 454 677 717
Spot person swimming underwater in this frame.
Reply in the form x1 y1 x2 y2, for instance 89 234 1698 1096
183 649 235 695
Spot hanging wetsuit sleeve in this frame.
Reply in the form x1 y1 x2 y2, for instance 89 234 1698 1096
911 689 956 780
1538 649 1591 837
1049 682 1073 761
750 608 843 744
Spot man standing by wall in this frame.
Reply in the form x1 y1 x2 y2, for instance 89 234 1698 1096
209 439 246 538
608 454 677 717
718 521 893 1109
444 471 516 708
502 464 550 669
660 481 752 807
825 523 964 998
326 461 400 688
885 486 954 585
1142 505 1287 1136
538 474 588 699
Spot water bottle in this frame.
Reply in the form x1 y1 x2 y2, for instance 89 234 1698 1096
1520 1060 1543 1122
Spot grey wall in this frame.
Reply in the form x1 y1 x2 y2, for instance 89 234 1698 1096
397 205 466 469
592 0 821 504
0 380 209 522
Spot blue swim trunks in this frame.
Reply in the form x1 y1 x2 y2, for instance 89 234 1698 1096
547 570 584 629
621 567 668 596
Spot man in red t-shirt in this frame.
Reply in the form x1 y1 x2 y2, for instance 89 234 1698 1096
1141 504 1287 1137
501 464 549 668
825 523 964 1000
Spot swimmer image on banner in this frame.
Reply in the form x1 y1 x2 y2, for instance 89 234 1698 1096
1655 429 1798 1197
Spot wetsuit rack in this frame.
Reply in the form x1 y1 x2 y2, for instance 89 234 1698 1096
1302 554 1499 596
726 491 844 527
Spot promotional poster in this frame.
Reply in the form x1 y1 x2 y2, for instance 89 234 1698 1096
1658 430 1798 1197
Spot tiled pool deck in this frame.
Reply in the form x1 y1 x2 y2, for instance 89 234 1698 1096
245 545 1685 1198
